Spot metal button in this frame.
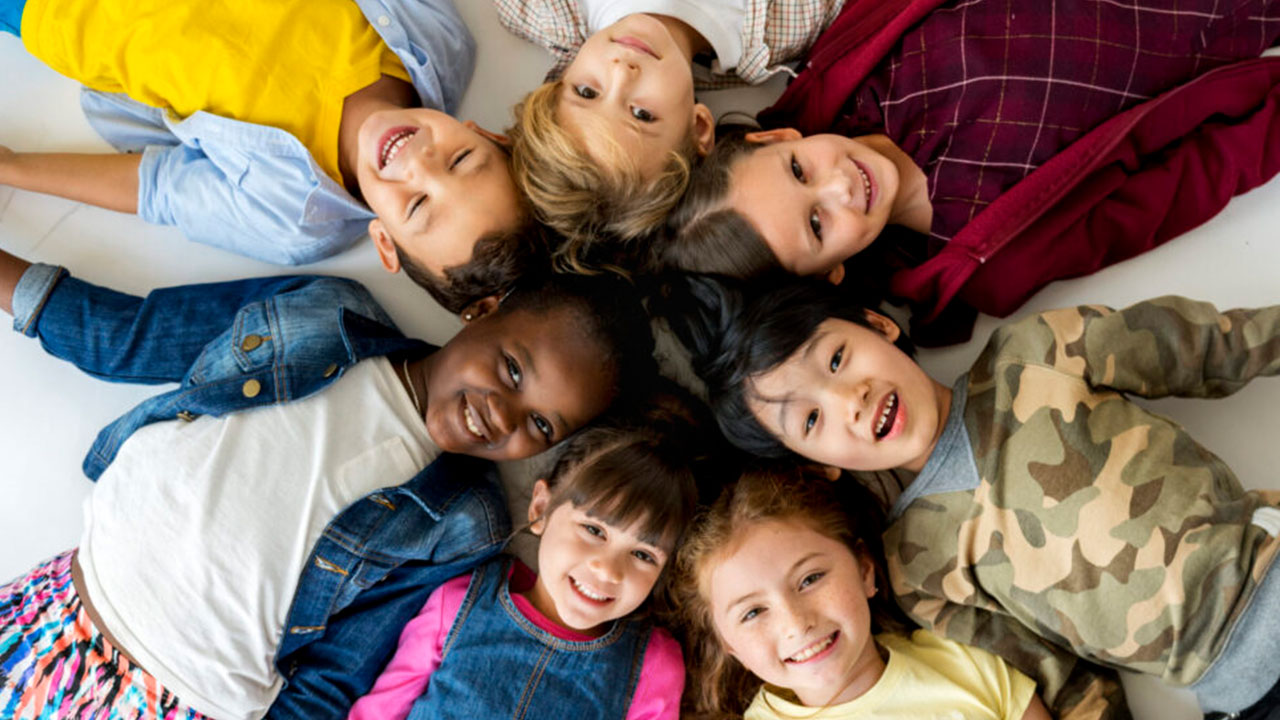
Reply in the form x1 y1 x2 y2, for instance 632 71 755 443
242 379 262 398
176 410 197 422
241 334 263 351
377 14 390 26
323 363 338 378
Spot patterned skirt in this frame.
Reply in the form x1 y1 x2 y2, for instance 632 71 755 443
0 550 207 720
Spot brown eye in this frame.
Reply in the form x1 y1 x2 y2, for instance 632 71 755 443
574 84 599 99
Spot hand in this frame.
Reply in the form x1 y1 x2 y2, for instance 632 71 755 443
0 145 15 184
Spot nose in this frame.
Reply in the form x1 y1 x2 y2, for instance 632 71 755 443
817 168 856 208
838 378 873 430
402 136 439 178
588 551 625 584
780 600 813 639
486 393 517 436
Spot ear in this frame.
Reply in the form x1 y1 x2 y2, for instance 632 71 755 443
527 479 552 535
692 103 716 156
819 464 842 482
458 294 502 324
369 219 402 274
862 309 902 343
743 127 803 146
825 263 846 286
853 544 878 598
467 121 512 149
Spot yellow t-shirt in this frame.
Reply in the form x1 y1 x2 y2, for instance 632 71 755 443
20 0 410 184
745 630 1037 720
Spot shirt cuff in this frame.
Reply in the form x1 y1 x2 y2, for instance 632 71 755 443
12 263 67 337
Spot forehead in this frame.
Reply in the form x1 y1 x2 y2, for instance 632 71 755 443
708 520 837 603
557 90 687 180
728 150 817 274
497 306 616 412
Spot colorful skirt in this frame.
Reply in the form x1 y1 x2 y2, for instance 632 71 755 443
0 550 207 720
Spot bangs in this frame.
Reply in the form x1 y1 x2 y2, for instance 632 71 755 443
556 441 695 550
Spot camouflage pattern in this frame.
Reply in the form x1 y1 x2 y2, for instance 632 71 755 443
883 297 1280 720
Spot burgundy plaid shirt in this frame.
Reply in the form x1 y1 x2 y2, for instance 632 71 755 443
833 0 1280 243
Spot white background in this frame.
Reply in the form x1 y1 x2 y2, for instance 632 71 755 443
2 5 1279 718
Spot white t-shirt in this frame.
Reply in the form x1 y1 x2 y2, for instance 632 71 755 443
583 0 747 71
78 357 439 720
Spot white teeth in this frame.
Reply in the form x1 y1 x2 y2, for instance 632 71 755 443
380 130 414 168
572 577 611 602
856 165 871 208
874 392 897 435
788 634 835 662
464 406 484 439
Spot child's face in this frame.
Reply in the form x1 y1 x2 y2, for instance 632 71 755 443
558 13 713 180
728 131 901 281
422 306 615 461
357 108 525 278
747 314 944 473
526 480 670 633
709 519 884 707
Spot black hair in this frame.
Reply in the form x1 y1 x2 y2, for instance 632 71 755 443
655 273 914 458
497 270 659 412
395 220 554 314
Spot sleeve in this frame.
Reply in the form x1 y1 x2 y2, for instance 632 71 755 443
136 141 363 266
1001 297 1280 400
10 263 335 383
625 627 685 720
490 0 586 80
902 599 1130 720
347 575 470 720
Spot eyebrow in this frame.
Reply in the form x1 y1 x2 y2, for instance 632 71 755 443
773 331 827 435
725 551 824 613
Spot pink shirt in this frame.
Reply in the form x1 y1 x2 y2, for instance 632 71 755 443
348 560 684 720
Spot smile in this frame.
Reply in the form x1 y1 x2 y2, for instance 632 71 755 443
461 398 491 443
612 36 659 60
570 576 614 604
378 127 417 169
874 391 899 440
852 160 873 212
787 632 838 663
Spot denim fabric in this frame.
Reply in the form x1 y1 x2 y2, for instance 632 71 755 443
0 0 22 36
407 557 650 720
69 0 476 264
10 263 511 717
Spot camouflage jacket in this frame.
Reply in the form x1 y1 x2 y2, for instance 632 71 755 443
881 297 1280 720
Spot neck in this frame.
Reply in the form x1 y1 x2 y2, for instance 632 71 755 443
650 14 711 60
396 353 431 426
338 74 418 194
900 379 952 474
861 134 933 235
521 577 608 638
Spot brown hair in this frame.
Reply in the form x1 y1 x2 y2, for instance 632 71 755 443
508 80 698 275
394 217 552 314
669 464 904 719
656 125 778 278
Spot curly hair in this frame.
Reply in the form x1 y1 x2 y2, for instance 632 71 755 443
668 464 907 719
508 80 698 274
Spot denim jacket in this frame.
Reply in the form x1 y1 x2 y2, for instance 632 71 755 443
11 264 511 719
78 0 476 265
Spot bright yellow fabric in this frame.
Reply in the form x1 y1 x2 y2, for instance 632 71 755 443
745 630 1037 720
21 0 410 184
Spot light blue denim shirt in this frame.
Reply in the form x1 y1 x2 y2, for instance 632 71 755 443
78 0 477 265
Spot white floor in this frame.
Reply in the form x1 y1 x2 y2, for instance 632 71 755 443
2 5 1279 718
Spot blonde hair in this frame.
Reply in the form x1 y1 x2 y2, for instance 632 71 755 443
669 465 903 719
508 80 697 274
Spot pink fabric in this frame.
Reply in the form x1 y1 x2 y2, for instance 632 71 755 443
348 561 685 720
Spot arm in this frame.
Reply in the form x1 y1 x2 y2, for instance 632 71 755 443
0 247 30 316
1003 297 1280 400
0 146 139 213
626 628 685 720
1021 695 1054 720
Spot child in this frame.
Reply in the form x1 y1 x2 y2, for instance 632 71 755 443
348 416 700 720
673 465 1051 720
0 247 657 720
662 0 1280 341
673 275 1280 720
494 0 844 269
0 0 537 313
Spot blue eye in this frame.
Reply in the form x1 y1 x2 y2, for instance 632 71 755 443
574 84 599 99
800 572 824 589
741 607 762 623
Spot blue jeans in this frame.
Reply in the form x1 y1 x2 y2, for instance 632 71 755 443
0 0 23 36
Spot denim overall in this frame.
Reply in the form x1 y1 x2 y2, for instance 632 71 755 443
407 557 652 720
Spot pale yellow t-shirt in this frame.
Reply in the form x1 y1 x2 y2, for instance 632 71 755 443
745 630 1037 720
21 0 410 184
